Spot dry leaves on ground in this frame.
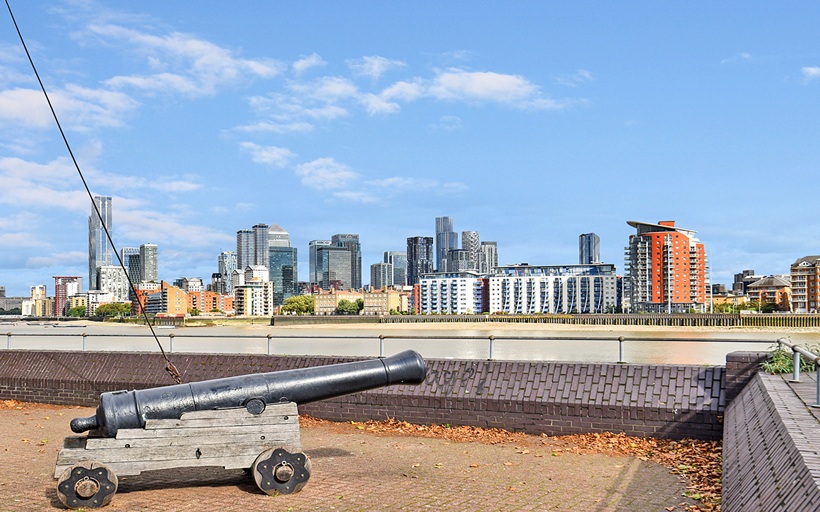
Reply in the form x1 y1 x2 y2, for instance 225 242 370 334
301 416 721 512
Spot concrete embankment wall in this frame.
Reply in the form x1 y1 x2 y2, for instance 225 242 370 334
0 350 736 440
723 371 820 511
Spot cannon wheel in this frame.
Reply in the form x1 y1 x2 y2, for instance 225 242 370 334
56 461 118 509
252 447 311 495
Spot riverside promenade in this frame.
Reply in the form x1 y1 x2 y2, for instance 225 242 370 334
0 403 700 512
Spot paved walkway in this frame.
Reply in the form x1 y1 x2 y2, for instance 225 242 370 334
0 404 698 511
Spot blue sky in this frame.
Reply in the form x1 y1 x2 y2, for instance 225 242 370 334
1 1 819 296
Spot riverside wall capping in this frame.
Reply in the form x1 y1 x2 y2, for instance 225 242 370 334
0 350 728 440
722 372 820 511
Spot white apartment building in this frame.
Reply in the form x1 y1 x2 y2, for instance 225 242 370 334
234 281 274 316
489 264 619 314
97 265 130 302
420 272 484 315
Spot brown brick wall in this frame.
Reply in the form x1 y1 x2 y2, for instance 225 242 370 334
0 350 728 440
722 372 820 511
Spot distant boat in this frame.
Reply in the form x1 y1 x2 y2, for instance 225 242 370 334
52 323 86 328
157 325 176 329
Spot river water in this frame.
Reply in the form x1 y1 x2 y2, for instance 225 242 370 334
3 321 818 365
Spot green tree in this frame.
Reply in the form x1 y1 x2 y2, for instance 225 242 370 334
281 295 314 315
336 299 359 315
188 308 201 316
67 306 87 317
95 303 131 317
356 298 364 312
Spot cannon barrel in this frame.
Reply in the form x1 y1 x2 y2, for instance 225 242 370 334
71 350 426 437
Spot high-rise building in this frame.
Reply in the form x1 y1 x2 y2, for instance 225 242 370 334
332 234 362 289
384 251 407 286
407 236 434 286
236 229 254 270
579 233 601 265
53 276 82 316
253 224 270 267
371 262 392 289
479 241 498 274
435 216 457 272
268 224 290 248
269 246 298 306
97 265 129 302
88 195 112 290
218 251 237 293
121 247 141 284
140 243 158 283
317 245 352 290
446 249 472 272
309 240 332 286
461 231 481 271
791 257 820 313
624 220 707 313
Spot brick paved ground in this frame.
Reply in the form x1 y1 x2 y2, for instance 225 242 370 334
0 405 699 511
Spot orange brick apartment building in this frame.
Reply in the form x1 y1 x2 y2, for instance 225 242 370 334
625 220 708 313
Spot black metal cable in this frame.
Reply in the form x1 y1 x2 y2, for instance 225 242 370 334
4 0 182 384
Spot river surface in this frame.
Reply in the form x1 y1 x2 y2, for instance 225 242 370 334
3 321 819 365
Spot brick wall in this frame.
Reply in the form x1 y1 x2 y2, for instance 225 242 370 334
722 372 820 511
0 350 727 440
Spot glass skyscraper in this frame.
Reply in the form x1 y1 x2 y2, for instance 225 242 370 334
435 216 457 272
88 195 112 290
384 251 407 286
269 246 298 305
579 233 601 265
332 234 362 289
407 236 434 285
140 243 158 282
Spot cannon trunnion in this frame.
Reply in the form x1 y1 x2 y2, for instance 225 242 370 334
55 350 427 509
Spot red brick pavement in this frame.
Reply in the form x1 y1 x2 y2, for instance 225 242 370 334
0 405 699 511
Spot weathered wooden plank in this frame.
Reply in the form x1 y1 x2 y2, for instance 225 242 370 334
109 422 299 440
56 450 300 478
57 437 301 466
84 431 298 449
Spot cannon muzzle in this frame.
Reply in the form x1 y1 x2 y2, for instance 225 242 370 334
71 350 426 437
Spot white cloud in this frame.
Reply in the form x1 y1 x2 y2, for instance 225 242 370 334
555 69 594 87
721 52 753 65
333 190 378 203
293 53 326 75
150 178 203 192
429 69 536 102
380 80 425 102
232 121 315 134
347 56 406 80
116 207 233 248
0 232 48 248
295 158 359 190
0 156 89 211
26 251 86 268
90 24 283 96
360 93 401 115
240 142 296 167
802 66 820 81
432 115 462 131
0 86 137 131
289 76 359 102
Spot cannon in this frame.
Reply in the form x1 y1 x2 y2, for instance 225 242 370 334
54 350 426 509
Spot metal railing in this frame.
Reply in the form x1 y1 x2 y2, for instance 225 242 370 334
776 337 820 408
2 329 779 363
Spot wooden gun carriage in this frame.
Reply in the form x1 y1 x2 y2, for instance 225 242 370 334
54 350 427 509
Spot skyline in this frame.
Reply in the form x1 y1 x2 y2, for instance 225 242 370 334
2 2 820 296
